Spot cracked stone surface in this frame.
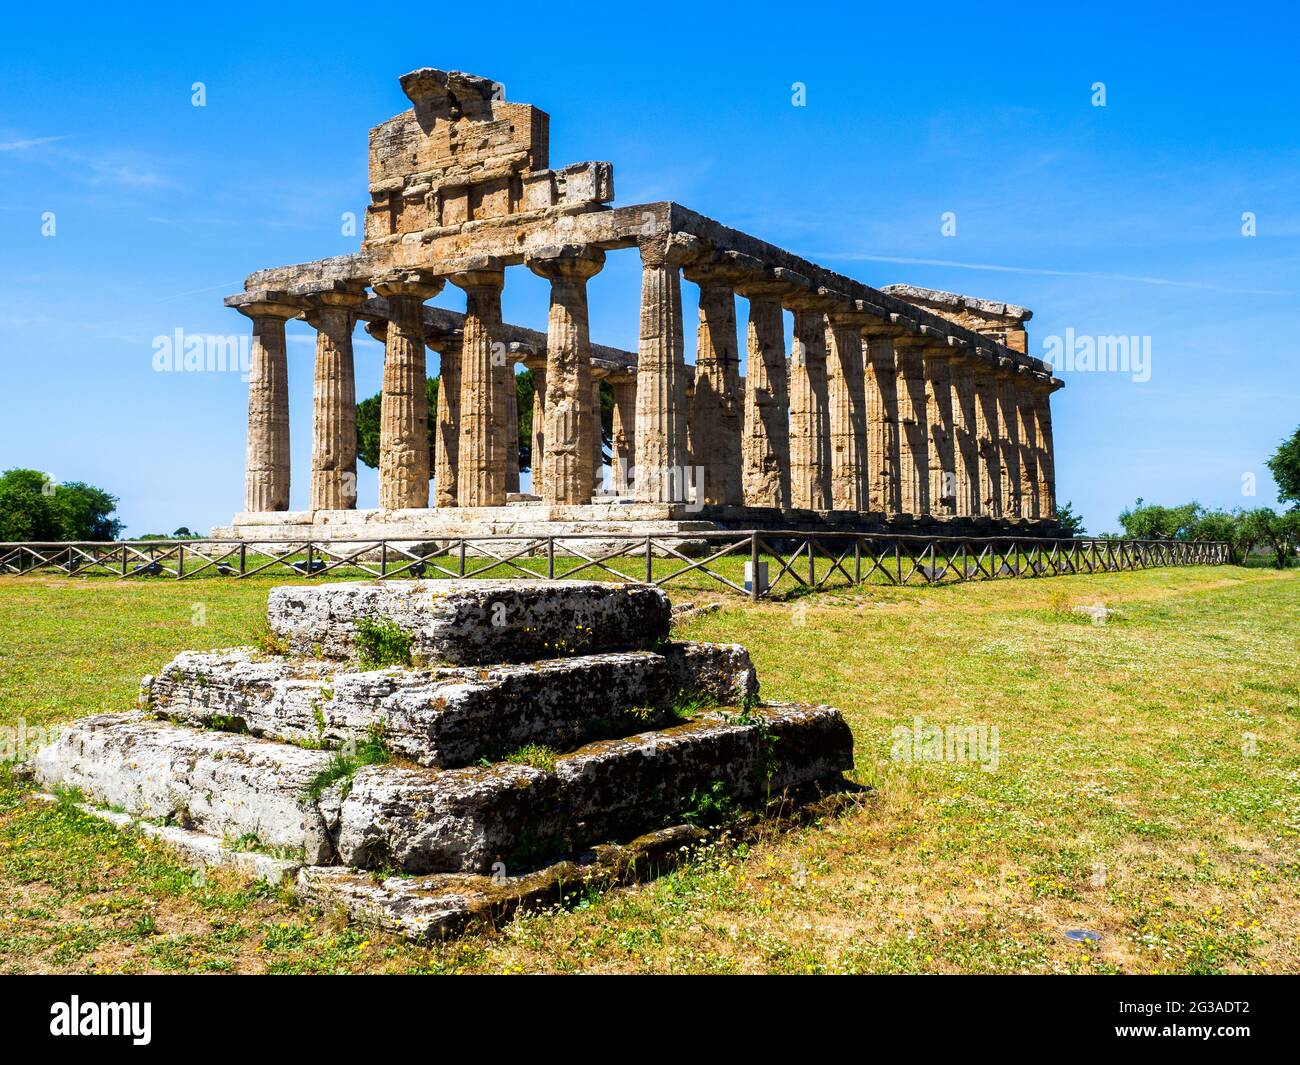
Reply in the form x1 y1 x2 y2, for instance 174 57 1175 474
31 713 342 863
267 579 672 664
661 641 758 705
298 823 708 942
149 647 674 768
146 641 754 767
336 702 852 874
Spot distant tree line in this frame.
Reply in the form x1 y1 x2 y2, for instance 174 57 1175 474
1070 425 1300 568
0 468 123 542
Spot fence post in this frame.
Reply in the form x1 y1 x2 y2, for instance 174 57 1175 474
547 537 556 580
751 532 760 601
177 543 184 579
645 536 653 584
458 540 466 578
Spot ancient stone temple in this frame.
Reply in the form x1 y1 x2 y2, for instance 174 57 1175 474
218 68 1063 542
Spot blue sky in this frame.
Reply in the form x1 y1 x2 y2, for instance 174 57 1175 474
2 1 1296 535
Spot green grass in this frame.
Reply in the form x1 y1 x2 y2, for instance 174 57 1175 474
0 565 1297 973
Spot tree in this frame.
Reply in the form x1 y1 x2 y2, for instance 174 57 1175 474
0 469 123 541
1266 425 1300 508
1054 500 1086 537
1116 498 1203 540
0 469 58 541
1251 507 1300 568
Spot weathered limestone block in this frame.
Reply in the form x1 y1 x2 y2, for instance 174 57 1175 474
266 579 672 664
299 823 708 942
662 641 758 705
31 714 341 863
147 648 678 767
142 649 342 735
336 703 852 873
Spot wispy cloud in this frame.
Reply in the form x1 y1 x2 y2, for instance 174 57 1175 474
808 252 1290 297
0 134 71 152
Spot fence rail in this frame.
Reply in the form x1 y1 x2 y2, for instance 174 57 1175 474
0 533 1230 600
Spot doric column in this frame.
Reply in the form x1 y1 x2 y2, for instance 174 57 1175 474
920 341 959 518
298 282 367 512
892 333 930 517
229 291 302 513
634 236 693 503
431 338 462 507
372 271 443 510
826 310 868 511
1015 371 1040 520
1033 376 1062 518
609 370 637 494
522 353 547 498
786 289 836 512
971 350 1002 517
449 260 507 508
527 245 605 505
993 358 1023 521
683 257 746 506
947 343 980 518
505 347 522 495
589 366 608 495
735 274 798 510
861 322 902 515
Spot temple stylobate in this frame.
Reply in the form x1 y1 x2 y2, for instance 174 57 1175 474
218 68 1063 543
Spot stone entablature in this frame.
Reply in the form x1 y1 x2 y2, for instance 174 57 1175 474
223 68 1063 534
881 284 1033 354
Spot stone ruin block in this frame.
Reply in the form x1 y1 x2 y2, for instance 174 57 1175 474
266 579 672 664
335 703 852 874
33 578 854 941
32 713 342 863
145 640 758 768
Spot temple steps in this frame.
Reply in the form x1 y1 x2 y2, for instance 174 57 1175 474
144 642 756 769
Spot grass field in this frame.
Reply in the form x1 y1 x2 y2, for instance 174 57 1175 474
0 565 1297 973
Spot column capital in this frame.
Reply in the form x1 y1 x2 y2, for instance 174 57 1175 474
445 256 506 292
526 243 606 282
682 249 750 288
854 302 911 338
993 355 1029 379
371 269 445 301
225 289 305 321
425 328 463 354
638 232 702 269
289 279 369 309
1028 371 1066 393
733 265 810 301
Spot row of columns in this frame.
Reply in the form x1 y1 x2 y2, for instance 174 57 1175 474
234 241 1058 521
